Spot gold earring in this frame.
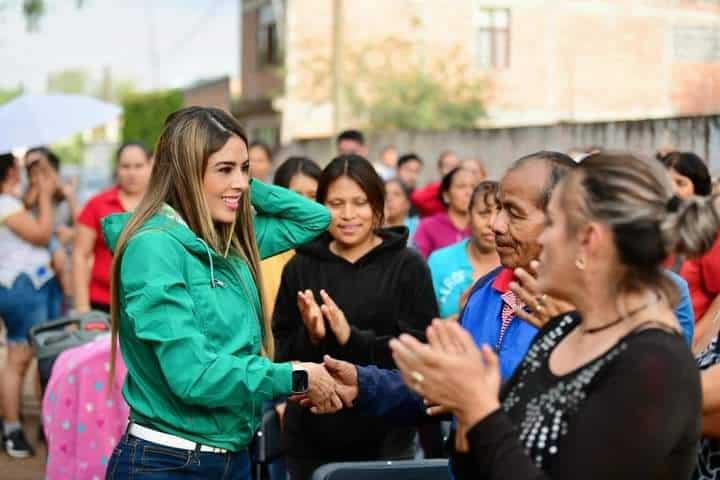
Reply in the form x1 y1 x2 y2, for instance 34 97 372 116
575 258 586 271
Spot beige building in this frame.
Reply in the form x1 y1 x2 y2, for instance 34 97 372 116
237 0 720 145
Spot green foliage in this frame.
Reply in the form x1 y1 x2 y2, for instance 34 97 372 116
46 67 138 102
0 85 23 105
47 68 89 94
92 76 137 104
20 0 85 31
52 133 84 165
21 0 44 31
343 40 486 131
108 79 137 104
348 69 485 131
121 90 183 150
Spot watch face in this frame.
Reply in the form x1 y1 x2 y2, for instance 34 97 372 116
293 370 309 394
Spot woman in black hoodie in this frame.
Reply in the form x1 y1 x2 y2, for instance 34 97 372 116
273 154 438 479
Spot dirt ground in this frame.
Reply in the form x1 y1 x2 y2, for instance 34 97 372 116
0 415 47 480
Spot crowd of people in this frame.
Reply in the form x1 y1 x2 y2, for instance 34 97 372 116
0 142 153 458
2 109 720 480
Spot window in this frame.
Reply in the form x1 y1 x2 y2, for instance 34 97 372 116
257 4 282 67
474 8 510 70
673 26 720 62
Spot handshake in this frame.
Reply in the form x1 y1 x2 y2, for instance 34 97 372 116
291 356 359 414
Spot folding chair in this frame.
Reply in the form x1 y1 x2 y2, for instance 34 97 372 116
253 406 286 479
311 459 450 480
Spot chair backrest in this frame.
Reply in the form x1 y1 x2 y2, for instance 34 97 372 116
254 407 285 464
311 459 450 480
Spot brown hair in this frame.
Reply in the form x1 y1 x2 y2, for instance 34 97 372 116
660 151 712 197
469 180 499 212
317 154 386 228
562 152 720 304
109 107 272 383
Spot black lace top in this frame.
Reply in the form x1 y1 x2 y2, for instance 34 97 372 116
452 313 701 480
693 337 720 480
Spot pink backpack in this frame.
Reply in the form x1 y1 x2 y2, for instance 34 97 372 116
42 336 128 480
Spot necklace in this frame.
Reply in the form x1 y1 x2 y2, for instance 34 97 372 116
581 294 660 335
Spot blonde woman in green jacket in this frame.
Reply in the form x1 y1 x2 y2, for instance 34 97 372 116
102 107 339 480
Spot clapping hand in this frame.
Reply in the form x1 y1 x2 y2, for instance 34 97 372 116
510 261 574 328
319 290 351 345
298 290 325 344
298 289 352 345
389 320 502 447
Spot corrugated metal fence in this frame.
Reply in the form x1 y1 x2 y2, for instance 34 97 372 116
281 115 720 180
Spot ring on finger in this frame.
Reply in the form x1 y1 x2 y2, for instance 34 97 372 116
536 304 545 314
537 294 548 306
411 371 425 384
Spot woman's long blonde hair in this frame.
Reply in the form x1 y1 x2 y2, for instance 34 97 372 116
109 107 271 382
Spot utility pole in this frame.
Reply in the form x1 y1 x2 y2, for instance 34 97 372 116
331 0 344 136
145 2 159 90
101 65 112 101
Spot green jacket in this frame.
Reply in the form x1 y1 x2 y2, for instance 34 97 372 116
102 180 331 451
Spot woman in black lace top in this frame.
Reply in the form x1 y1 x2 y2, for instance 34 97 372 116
391 153 720 479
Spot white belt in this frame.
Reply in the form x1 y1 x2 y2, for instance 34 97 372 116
128 423 229 454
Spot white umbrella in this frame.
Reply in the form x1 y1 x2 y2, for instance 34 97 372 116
0 94 122 153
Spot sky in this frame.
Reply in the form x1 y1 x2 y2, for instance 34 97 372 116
0 0 239 94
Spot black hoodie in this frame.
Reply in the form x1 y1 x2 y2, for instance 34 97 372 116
273 226 438 461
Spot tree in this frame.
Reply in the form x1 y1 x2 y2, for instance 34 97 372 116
47 68 90 95
94 67 138 104
295 34 487 131
46 67 137 102
122 90 183 149
343 40 486 131
17 0 85 32
0 85 23 105
52 133 84 165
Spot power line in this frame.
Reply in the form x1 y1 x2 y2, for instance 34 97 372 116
158 0 229 65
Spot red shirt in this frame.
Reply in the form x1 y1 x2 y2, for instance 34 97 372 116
680 233 720 321
411 182 445 217
77 186 125 306
492 267 515 292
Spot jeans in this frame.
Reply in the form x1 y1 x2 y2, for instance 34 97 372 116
106 434 251 480
0 274 59 344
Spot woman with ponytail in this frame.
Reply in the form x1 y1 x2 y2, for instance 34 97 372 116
102 107 338 479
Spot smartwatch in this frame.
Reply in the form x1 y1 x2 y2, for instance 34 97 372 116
291 367 309 394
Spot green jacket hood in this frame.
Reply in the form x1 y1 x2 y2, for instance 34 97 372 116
102 207 242 291
101 208 209 257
